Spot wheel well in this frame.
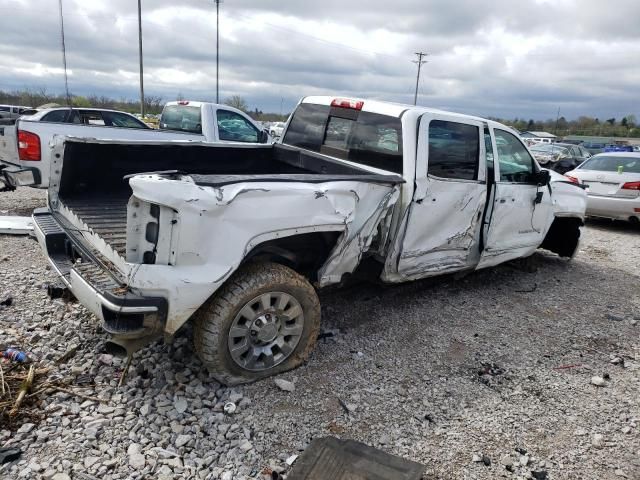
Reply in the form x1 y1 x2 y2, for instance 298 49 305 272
540 216 583 258
242 232 342 282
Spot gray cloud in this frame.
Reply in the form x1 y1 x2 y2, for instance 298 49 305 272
0 0 639 119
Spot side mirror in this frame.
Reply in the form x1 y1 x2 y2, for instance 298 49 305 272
536 169 551 186
258 129 269 144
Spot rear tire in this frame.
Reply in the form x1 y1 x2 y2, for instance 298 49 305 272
193 262 321 385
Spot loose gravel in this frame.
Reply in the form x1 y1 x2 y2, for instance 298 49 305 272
1 187 639 479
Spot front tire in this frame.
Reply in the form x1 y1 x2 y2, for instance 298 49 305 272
193 262 321 385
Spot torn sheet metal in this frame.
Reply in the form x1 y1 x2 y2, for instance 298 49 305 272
0 216 33 235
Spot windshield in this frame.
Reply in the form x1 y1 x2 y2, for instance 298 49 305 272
531 145 569 154
578 155 640 173
160 105 202 134
283 103 403 173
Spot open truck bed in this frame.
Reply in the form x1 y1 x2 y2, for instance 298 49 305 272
49 140 399 262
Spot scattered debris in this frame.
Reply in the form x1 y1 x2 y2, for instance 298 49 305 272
46 283 69 300
274 378 295 392
287 437 424 480
0 295 12 307
591 376 606 387
606 313 624 322
224 401 237 414
592 434 604 448
553 364 583 370
482 455 491 467
9 364 34 417
531 471 548 480
0 216 33 235
472 454 483 463
0 447 22 465
2 348 31 363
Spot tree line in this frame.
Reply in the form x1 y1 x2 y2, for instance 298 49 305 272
489 114 639 138
0 88 289 121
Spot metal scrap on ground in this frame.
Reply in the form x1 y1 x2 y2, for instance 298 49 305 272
287 437 425 480
0 216 33 235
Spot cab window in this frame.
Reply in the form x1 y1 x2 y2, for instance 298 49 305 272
494 129 536 183
428 120 479 180
217 110 259 142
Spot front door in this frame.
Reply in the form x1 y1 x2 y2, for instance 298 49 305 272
479 128 554 268
392 115 487 280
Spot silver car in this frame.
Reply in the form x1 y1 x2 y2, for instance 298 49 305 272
565 153 640 224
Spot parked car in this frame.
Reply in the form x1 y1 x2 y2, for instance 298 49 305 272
269 122 286 138
582 142 606 155
32 96 586 385
565 153 640 224
529 143 590 174
604 145 634 153
0 105 32 121
0 103 271 189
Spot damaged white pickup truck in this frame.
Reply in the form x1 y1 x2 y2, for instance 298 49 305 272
33 96 587 385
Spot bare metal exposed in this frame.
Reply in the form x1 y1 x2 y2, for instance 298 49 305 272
32 96 587 384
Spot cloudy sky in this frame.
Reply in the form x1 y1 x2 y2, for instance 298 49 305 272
1 0 639 119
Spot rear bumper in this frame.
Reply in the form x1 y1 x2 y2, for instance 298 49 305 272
32 208 167 338
0 164 40 187
586 194 640 221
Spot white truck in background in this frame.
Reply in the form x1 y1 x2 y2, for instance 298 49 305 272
33 96 587 385
0 102 270 189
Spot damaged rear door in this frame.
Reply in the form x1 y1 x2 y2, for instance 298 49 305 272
392 115 487 279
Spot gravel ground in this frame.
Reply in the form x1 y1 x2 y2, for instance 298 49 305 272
1 187 639 480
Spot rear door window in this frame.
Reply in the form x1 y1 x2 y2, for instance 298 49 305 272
283 103 403 173
428 120 480 180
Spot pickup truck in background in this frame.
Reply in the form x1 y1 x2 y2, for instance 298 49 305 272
33 96 587 385
0 103 271 189
0 104 33 120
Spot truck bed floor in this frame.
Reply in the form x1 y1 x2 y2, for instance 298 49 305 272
60 194 129 256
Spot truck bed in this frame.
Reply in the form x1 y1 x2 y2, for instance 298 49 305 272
53 140 403 259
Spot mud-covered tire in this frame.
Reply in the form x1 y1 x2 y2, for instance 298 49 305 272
193 262 321 385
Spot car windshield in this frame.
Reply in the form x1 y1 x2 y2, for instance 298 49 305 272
531 145 569 155
578 155 640 173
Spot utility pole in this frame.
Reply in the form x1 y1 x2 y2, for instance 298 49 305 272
137 0 145 117
57 0 71 107
215 0 221 103
412 52 428 106
554 107 561 136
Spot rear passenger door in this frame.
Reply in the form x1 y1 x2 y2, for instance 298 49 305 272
478 128 554 268
395 115 487 278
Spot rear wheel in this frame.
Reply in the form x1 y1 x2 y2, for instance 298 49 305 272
194 262 321 385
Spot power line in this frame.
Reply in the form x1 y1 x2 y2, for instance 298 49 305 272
412 52 428 105
57 0 71 107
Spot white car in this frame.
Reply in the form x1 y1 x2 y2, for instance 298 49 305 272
269 122 286 138
565 152 640 224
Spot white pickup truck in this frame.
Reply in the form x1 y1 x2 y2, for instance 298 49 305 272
33 96 587 385
0 103 269 189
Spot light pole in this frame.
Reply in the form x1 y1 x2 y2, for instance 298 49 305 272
215 0 221 103
137 0 145 117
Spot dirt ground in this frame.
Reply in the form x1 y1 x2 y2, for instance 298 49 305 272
0 187 639 480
